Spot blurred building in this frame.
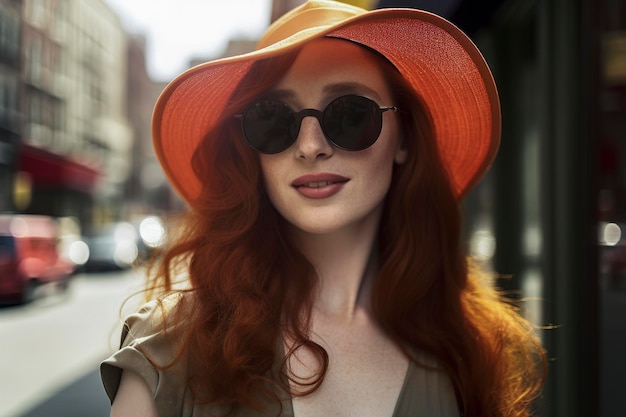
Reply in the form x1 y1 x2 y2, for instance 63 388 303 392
0 0 22 213
381 1 625 417
271 0 307 21
0 0 135 232
124 34 180 217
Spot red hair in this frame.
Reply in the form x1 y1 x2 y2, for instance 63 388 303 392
145 45 546 417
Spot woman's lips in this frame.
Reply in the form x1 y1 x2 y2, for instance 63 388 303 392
292 173 349 199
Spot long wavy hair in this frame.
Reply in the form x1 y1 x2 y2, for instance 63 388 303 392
145 41 546 417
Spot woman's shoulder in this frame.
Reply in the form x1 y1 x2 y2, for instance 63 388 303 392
120 292 189 347
102 291 292 417
100 292 195 414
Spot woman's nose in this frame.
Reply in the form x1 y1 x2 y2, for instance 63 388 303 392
294 116 334 160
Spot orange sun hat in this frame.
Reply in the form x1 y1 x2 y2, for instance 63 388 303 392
152 0 500 206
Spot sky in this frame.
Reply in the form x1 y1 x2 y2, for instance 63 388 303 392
103 0 272 82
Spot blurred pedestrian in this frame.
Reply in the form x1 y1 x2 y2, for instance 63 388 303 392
101 1 546 416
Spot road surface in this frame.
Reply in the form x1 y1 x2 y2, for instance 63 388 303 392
0 269 147 417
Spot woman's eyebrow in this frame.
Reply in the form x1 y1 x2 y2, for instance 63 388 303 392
263 89 294 102
322 82 381 100
266 82 382 104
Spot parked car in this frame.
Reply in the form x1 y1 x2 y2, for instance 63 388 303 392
83 222 139 272
0 214 76 303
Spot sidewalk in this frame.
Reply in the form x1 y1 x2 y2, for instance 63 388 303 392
0 271 144 417
18 368 110 417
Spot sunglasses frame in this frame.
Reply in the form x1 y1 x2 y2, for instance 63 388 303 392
235 94 398 154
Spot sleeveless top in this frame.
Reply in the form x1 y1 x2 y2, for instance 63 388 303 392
100 298 460 417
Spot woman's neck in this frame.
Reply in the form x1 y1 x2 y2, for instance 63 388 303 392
286 209 382 322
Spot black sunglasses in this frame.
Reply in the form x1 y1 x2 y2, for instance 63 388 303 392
235 94 398 154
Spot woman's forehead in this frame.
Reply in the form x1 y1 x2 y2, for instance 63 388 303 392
270 38 392 105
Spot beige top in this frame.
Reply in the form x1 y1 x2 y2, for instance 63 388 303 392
100 299 459 417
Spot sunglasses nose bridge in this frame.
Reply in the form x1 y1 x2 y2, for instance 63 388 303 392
293 108 324 128
292 108 327 140
292 108 333 156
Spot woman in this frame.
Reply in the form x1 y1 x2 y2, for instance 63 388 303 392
101 1 546 416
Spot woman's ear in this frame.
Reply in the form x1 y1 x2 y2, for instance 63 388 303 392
394 142 408 164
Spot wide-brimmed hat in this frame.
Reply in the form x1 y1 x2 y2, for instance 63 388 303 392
152 0 500 206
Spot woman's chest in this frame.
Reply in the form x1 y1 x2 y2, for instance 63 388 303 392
287 315 409 417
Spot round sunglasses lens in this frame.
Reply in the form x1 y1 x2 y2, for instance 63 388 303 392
243 100 295 154
323 96 382 151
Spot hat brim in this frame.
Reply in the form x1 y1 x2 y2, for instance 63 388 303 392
152 8 500 206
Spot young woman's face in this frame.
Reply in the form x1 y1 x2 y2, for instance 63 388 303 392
258 38 407 235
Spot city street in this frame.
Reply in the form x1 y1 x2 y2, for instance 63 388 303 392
0 269 148 417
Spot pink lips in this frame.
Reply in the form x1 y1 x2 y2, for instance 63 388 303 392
291 173 349 199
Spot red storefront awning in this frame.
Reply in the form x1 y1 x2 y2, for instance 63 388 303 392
18 144 100 192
